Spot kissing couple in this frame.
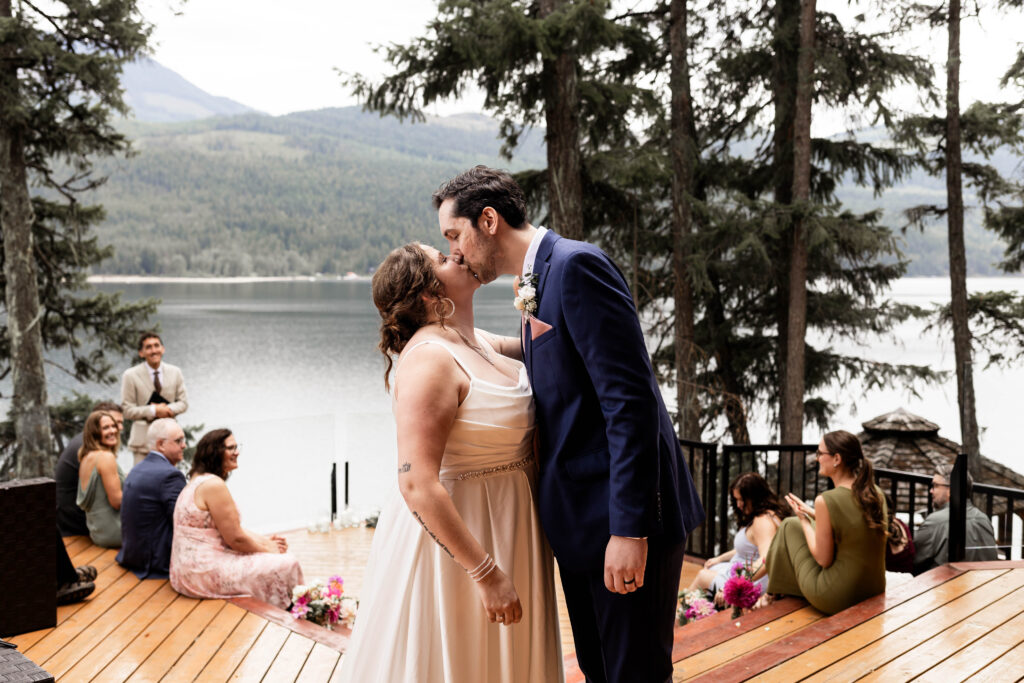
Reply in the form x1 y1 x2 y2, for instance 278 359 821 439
339 166 705 683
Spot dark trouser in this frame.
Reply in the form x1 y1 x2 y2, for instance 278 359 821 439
559 537 685 683
57 528 78 587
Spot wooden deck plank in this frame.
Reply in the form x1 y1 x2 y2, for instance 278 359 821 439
674 605 824 680
63 535 91 556
801 569 1024 682
688 565 965 683
69 542 109 568
194 611 269 682
91 595 202 683
229 596 350 652
748 568 1005 682
328 654 347 682
161 602 249 682
962 639 1024 683
914 604 1024 682
262 631 317 683
23 569 139 661
858 582 1024 682
295 642 342 683
4 547 128 651
122 599 226 682
227 621 291 681
40 578 167 677
673 597 808 662
59 582 181 683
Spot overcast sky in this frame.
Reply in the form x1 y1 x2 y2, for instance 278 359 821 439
142 0 1022 132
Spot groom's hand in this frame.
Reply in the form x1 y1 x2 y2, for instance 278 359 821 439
604 536 648 594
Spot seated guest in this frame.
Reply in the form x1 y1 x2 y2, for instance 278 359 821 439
171 429 303 609
688 472 788 604
913 465 998 574
117 418 188 578
884 493 915 575
57 401 122 537
77 411 125 548
766 430 887 615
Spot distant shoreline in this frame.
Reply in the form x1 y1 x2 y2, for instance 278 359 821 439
88 274 372 284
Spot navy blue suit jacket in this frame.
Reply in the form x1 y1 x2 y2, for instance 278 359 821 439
524 231 705 571
116 451 187 579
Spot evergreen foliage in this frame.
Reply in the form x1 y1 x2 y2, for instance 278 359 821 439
0 0 155 476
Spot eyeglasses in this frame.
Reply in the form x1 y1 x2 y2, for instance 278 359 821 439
225 444 241 454
173 437 186 445
815 450 831 458
930 482 949 490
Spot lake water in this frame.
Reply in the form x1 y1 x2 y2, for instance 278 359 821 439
12 276 1024 533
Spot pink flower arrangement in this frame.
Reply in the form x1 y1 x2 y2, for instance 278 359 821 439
677 588 717 625
290 575 358 630
722 562 762 617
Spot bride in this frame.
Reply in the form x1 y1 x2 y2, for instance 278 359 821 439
337 243 563 682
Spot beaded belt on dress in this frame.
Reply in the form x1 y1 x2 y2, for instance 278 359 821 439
450 454 534 481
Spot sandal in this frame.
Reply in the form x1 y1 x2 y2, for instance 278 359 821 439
57 580 96 606
76 565 98 582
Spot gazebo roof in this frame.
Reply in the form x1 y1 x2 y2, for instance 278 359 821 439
861 407 939 434
858 407 1024 491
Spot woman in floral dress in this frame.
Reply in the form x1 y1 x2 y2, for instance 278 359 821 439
170 428 303 609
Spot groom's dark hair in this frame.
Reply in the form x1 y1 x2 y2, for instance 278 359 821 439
432 166 527 229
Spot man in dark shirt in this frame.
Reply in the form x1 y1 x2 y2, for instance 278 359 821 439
55 401 123 537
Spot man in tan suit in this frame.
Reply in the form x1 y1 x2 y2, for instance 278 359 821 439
121 332 189 464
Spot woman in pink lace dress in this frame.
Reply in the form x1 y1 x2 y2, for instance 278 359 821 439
170 429 303 609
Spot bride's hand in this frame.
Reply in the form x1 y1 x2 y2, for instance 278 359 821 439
475 566 523 626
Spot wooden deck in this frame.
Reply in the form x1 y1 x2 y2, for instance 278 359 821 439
8 533 1023 681
671 561 1024 682
5 536 350 682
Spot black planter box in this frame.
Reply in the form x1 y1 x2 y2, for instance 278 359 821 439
0 478 56 636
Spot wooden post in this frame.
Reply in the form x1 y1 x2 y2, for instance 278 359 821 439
948 452 968 563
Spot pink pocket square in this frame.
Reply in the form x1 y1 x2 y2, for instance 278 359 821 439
530 316 553 340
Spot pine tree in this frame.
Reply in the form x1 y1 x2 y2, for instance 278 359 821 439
0 0 156 477
894 0 1024 476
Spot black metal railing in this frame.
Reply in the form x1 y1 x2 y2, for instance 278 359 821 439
683 443 1024 562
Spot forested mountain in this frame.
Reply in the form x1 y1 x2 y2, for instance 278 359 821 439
89 107 546 275
85 63 1012 277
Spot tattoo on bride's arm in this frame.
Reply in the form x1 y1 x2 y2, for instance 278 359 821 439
411 510 455 558
398 462 411 474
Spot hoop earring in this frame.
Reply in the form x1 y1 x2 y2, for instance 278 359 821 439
435 297 455 321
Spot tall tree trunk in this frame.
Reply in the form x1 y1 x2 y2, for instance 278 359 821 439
945 0 981 477
773 0 800 443
1 0 53 478
540 0 584 241
781 0 815 444
670 0 699 440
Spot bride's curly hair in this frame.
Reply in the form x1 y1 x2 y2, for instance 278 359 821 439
372 244 449 392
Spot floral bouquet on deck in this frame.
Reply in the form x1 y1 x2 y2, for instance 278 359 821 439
677 589 716 625
722 561 762 618
290 576 359 630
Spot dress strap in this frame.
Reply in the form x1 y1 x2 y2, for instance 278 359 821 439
399 339 476 382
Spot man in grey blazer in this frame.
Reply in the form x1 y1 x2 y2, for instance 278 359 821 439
121 332 189 464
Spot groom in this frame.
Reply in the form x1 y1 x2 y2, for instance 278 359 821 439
435 166 705 682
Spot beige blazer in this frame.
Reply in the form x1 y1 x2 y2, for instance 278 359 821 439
120 362 189 450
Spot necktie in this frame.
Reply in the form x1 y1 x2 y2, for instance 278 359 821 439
153 370 162 394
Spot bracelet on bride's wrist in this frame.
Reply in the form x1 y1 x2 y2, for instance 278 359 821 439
466 554 491 576
473 561 498 582
468 554 496 581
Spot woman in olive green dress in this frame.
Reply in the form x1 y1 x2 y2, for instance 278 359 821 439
77 411 125 548
766 430 886 615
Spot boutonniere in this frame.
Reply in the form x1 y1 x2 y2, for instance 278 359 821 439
513 271 539 317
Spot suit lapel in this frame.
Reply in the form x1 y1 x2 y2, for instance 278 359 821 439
525 231 557 379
